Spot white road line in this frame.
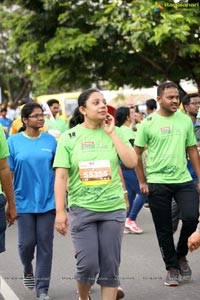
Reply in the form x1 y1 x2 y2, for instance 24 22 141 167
0 276 20 300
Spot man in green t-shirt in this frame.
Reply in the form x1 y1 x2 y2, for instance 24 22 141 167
0 124 16 253
44 99 67 140
134 81 200 287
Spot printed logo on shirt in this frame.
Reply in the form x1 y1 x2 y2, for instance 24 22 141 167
81 141 107 151
81 141 95 151
160 126 171 135
68 132 76 138
160 126 180 136
42 148 52 152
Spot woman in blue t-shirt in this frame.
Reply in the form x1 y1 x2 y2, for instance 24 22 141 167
7 103 57 300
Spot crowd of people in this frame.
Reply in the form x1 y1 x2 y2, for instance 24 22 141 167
0 82 200 300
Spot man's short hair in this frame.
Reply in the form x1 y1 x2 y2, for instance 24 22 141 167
182 93 200 106
157 81 178 97
47 99 59 107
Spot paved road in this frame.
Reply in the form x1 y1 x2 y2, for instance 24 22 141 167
0 208 200 300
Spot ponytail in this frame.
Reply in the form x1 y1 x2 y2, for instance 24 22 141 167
69 107 84 129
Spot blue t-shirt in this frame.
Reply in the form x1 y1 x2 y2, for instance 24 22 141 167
0 117 12 138
7 132 57 213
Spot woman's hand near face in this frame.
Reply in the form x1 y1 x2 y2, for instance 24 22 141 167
102 113 115 135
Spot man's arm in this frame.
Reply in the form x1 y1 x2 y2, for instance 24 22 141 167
0 158 16 226
134 145 149 195
187 145 200 193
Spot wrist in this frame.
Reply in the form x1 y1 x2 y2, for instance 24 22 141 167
108 130 116 138
196 226 200 234
123 190 128 194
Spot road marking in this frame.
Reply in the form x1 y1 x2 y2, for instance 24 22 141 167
0 276 20 300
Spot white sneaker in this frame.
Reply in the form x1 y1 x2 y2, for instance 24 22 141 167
123 226 131 234
125 218 143 234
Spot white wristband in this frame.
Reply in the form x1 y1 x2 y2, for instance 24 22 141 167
124 190 128 194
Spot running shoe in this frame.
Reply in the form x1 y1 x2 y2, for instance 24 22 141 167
36 293 51 300
164 268 180 286
179 256 192 281
23 272 35 289
123 226 131 234
125 218 143 234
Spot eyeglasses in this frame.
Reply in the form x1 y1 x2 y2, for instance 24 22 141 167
190 102 200 106
28 113 45 119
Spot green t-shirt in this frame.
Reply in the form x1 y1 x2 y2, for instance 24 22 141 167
45 117 67 139
120 125 135 145
53 124 131 211
0 124 10 193
134 110 197 183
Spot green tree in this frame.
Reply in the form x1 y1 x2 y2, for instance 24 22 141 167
0 0 199 103
0 5 33 105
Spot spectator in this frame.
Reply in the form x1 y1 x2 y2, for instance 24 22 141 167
45 99 67 140
0 108 13 138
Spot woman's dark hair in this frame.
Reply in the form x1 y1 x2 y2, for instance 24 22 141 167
19 102 43 132
115 106 130 127
78 88 101 107
146 99 157 110
69 107 84 129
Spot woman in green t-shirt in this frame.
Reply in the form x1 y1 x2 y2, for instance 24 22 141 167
53 88 137 300
115 106 147 234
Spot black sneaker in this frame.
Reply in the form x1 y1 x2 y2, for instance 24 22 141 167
164 268 180 286
179 257 192 281
23 272 35 289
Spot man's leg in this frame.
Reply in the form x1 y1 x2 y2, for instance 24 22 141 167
148 183 179 270
171 199 180 234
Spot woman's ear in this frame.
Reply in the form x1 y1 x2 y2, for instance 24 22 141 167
79 106 86 116
22 117 27 124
